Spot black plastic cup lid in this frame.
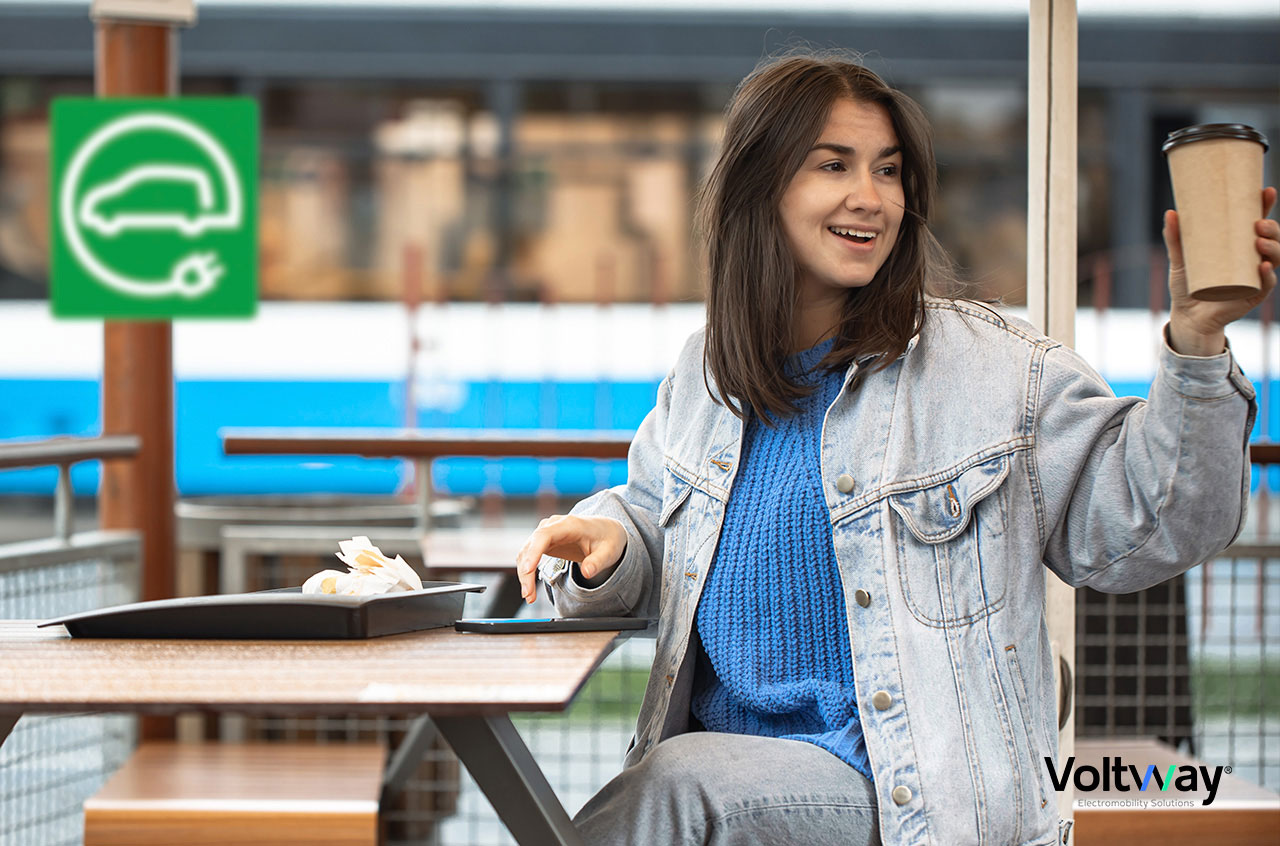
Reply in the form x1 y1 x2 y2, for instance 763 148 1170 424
1163 123 1269 155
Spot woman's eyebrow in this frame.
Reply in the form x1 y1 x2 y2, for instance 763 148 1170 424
808 142 903 159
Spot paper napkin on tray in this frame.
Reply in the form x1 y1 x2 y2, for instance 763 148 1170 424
302 536 424 596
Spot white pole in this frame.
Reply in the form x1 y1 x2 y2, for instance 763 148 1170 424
1028 0 1077 840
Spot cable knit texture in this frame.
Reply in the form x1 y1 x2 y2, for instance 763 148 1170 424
690 336 873 781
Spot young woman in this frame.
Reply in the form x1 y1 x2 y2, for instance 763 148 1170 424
515 53 1278 846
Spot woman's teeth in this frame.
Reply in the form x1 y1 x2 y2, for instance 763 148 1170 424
829 226 875 243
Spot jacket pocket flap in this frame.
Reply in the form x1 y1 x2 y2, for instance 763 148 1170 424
888 454 1011 544
659 461 695 527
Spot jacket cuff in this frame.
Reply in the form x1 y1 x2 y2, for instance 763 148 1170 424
1159 322 1256 402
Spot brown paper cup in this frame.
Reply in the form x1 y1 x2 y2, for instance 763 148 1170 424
1164 124 1269 301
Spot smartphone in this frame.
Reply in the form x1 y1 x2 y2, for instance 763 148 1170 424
454 616 653 634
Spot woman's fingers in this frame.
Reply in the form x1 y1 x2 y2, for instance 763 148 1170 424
515 515 587 605
1162 209 1191 307
515 538 539 604
1162 209 1185 272
515 521 559 605
1258 218 1280 260
1256 199 1280 300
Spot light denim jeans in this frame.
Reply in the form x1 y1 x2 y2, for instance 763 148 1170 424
573 731 881 846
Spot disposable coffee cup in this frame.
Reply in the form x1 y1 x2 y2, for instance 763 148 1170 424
1163 123 1269 301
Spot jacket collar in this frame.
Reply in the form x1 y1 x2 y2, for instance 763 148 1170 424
846 330 921 378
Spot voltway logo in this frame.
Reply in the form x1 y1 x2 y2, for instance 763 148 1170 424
1044 756 1227 806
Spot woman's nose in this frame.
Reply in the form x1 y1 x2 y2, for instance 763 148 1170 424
844 171 883 214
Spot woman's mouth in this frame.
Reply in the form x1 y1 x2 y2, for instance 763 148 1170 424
828 226 876 245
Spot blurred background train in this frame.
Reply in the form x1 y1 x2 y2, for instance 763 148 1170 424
4 301 1278 498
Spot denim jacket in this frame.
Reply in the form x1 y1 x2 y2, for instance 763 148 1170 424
540 298 1256 846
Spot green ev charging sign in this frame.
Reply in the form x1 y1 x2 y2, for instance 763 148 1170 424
50 98 258 318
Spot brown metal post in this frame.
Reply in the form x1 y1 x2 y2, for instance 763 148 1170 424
95 17 179 740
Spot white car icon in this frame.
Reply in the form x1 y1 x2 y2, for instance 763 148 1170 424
78 164 236 238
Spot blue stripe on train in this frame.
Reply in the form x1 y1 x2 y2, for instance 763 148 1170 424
0 378 653 495
1 377 1276 495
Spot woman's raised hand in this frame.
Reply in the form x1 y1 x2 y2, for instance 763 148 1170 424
515 514 628 605
1165 185 1279 356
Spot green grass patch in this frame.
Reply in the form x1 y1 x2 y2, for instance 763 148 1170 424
1191 659 1280 717
516 665 651 728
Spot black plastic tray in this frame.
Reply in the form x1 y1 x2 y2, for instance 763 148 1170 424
39 582 487 639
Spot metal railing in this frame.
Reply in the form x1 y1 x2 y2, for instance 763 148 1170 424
0 436 141 846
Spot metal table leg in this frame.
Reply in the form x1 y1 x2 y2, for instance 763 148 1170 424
381 713 440 804
381 575 527 803
433 712 584 846
219 536 250 742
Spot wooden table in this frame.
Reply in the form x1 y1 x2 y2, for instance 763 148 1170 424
217 428 640 800
0 620 629 846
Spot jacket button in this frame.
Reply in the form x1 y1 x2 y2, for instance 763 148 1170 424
835 474 855 493
892 785 912 805
872 690 893 710
855 589 871 607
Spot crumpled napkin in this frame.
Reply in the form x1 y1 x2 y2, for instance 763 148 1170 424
301 536 424 595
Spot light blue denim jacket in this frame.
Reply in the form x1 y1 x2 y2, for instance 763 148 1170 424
539 298 1256 846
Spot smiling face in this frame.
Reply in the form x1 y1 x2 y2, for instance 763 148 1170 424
779 97 906 319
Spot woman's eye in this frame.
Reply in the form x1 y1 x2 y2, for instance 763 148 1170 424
877 164 900 177
820 161 846 172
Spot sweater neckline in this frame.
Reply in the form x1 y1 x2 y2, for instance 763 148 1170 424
785 336 838 376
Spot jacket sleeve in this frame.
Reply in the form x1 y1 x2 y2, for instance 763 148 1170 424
1034 324 1257 592
537 371 673 618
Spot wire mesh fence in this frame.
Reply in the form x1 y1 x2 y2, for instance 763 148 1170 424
1185 551 1279 789
0 554 139 846
1075 547 1280 790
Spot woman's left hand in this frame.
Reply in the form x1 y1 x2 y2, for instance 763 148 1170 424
1165 185 1279 356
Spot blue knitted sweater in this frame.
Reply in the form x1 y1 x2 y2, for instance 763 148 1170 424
690 337 873 781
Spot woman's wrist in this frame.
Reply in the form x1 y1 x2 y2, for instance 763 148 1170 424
1167 316 1227 357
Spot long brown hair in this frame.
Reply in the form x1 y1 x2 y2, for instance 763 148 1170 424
697 51 954 423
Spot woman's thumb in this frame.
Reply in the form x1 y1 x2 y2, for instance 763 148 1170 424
578 551 606 580
1162 209 1185 271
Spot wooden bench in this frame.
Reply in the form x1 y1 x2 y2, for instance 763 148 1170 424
84 742 386 846
1072 737 1280 845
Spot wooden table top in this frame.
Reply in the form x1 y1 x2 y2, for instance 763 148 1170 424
221 428 634 460
0 621 622 716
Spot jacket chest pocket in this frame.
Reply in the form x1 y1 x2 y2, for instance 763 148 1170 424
887 453 1011 627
